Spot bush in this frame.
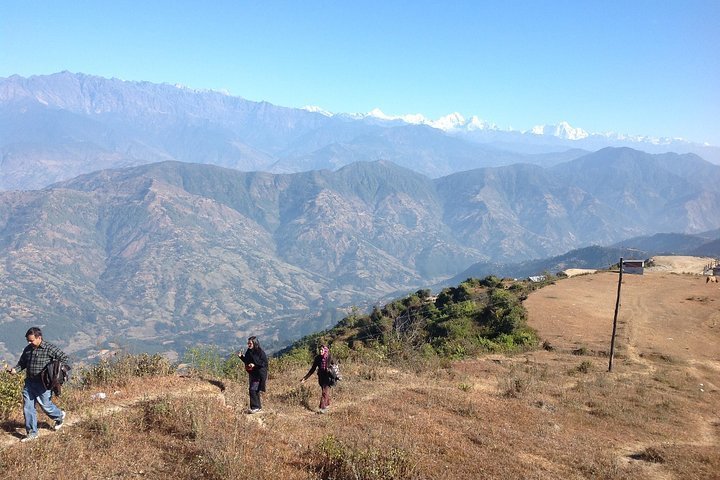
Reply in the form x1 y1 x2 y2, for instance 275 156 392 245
330 342 351 362
135 353 174 377
184 345 225 377
140 395 207 439
419 343 437 359
309 435 417 480
80 353 174 387
484 289 527 336
271 346 314 375
0 371 23 421
572 360 593 374
500 363 546 398
478 275 503 288
276 384 314 410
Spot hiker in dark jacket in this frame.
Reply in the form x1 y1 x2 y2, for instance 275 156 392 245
300 344 336 414
238 336 268 413
6 327 69 442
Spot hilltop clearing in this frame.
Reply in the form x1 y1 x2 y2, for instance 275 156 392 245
645 255 715 274
526 258 720 365
1 267 718 479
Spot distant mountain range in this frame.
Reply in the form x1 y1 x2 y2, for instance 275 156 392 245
2 71 720 361
2 72 719 191
1 150 720 360
336 109 719 158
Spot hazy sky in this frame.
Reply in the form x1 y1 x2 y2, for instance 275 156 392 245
1 1 718 144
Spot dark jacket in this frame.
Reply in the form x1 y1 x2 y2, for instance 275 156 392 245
242 347 268 392
304 354 336 387
41 359 71 396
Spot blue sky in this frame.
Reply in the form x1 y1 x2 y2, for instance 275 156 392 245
1 1 718 144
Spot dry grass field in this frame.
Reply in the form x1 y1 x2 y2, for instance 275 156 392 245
1 256 718 479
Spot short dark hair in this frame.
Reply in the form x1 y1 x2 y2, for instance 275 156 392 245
25 327 43 338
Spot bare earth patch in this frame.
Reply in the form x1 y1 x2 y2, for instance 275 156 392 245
646 255 716 274
562 268 597 277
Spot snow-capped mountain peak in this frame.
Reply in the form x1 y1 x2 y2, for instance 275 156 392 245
355 109 499 132
367 107 389 119
531 121 589 140
429 112 466 130
334 106 694 149
467 116 494 131
364 108 429 125
302 105 334 117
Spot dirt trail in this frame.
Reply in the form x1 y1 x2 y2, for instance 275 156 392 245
0 376 224 449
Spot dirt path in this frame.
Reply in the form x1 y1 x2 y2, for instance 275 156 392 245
0 376 225 449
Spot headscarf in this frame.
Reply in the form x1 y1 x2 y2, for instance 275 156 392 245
320 345 329 370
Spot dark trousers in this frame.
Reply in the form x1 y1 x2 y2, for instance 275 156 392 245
249 380 262 409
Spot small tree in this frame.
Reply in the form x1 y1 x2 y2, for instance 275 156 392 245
483 288 527 336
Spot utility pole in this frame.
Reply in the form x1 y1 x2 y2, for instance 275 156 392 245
608 257 623 372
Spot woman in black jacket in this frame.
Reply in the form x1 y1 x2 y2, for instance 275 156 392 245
238 336 268 413
300 344 336 414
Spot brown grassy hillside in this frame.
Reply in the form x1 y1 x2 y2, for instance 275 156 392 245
1 262 718 479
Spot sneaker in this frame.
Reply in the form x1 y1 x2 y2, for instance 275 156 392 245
54 411 66 431
317 408 328 414
21 432 38 442
248 408 262 414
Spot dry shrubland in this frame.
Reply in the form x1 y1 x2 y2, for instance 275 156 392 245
1 271 718 479
0 346 717 480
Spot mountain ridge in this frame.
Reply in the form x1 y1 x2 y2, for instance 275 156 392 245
2 151 720 359
2 72 718 191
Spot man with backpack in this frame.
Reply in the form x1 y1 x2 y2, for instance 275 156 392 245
300 343 339 414
7 327 70 442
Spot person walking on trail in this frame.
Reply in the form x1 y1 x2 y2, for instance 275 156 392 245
6 327 69 442
300 344 337 414
238 336 268 413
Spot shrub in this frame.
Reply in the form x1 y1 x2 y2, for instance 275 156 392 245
483 289 527 336
80 352 175 387
135 353 174 377
572 360 593 374
330 342 351 362
80 357 127 387
419 343 437 358
309 435 417 480
184 345 225 377
140 396 205 439
499 363 546 398
277 385 314 410
270 346 313 375
478 275 503 288
221 353 245 380
572 346 588 356
458 382 472 392
0 371 23 421
85 416 115 447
